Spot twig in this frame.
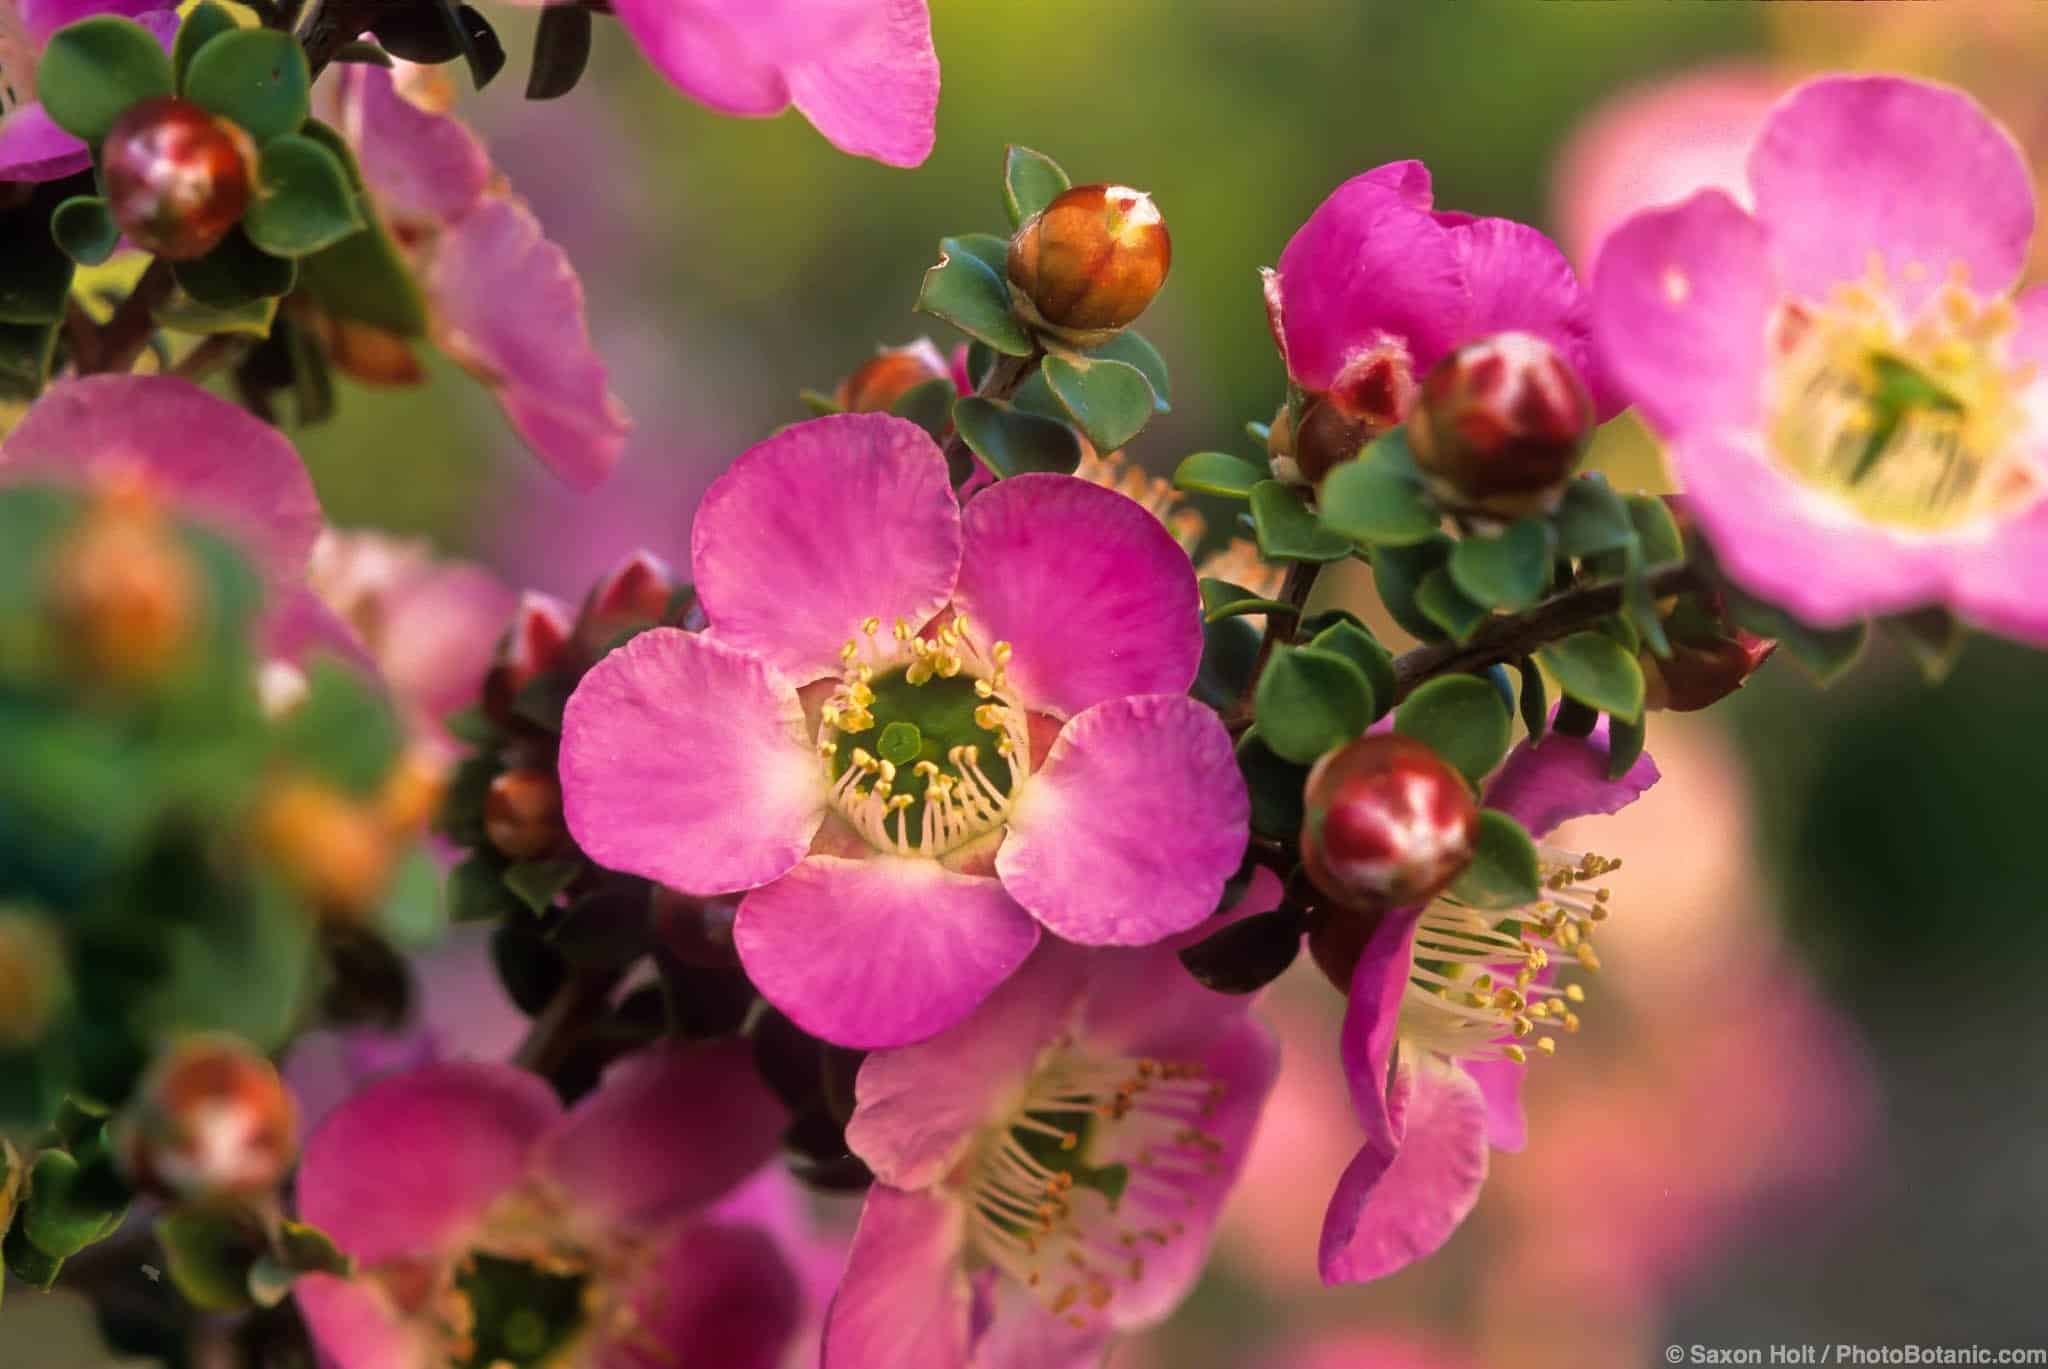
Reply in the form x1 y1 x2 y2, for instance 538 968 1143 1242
1227 558 1322 731
172 334 245 381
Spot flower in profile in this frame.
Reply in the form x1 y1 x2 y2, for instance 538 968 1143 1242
293 1046 802 1369
827 939 1279 1367
1320 722 1657 1284
558 413 1247 1050
1593 75 2048 644
0 0 178 181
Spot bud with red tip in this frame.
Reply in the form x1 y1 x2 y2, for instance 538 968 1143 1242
572 550 677 658
117 1035 298 1201
484 767 567 862
1007 184 1171 347
1408 331 1594 518
483 591 573 727
1302 734 1478 912
834 339 954 413
101 96 254 262
46 484 201 686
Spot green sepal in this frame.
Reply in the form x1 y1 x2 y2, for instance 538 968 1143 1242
1042 351 1156 452
1606 711 1647 781
1317 430 1439 546
1003 145 1070 227
1253 644 1372 765
1393 674 1511 784
1172 451 1266 499
1536 631 1646 724
36 16 174 146
242 134 365 258
1447 810 1541 909
1449 518 1555 611
51 196 120 268
183 28 310 145
915 235 1032 356
525 2 593 100
503 858 581 916
173 3 241 91
952 396 1083 478
1721 583 1867 683
1249 480 1352 563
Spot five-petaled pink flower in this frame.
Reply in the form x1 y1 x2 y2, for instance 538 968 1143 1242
0 0 178 181
558 412 1248 1050
1320 722 1657 1284
827 936 1279 1368
1593 74 2048 645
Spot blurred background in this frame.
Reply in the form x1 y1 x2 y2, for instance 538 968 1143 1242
15 1 2048 1364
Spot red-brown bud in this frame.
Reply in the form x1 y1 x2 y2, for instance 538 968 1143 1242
1408 331 1594 518
484 767 567 862
1007 184 1171 347
1644 630 1776 712
117 1035 298 1200
573 550 677 657
0 910 67 1050
834 339 953 413
1268 394 1380 487
1302 734 1478 913
482 592 573 727
101 96 254 262
45 484 201 685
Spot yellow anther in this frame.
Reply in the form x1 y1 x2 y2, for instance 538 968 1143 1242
1503 1044 1527 1064
992 641 1013 665
1535 1037 1557 1056
1564 983 1585 1003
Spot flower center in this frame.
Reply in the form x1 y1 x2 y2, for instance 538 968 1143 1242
450 1251 590 1369
1766 261 2042 533
961 1045 1226 1330
1396 844 1621 1065
817 614 1030 857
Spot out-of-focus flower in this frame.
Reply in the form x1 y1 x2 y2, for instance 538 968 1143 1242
1263 160 1618 485
0 0 179 181
1320 723 1656 1284
559 414 1246 1050
829 939 1278 1368
834 338 955 413
293 1048 802 1369
1254 1333 1480 1369
325 65 628 489
43 478 201 685
1593 75 2048 643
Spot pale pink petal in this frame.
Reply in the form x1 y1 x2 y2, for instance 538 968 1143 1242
1075 943 1259 1060
997 695 1245 946
693 414 962 686
0 375 322 594
823 1186 973 1369
262 589 377 678
734 855 1040 1049
294 1274 436 1369
1948 499 2048 646
1160 865 1285 953
2011 284 2048 370
559 629 825 896
1318 1058 1489 1285
0 103 89 182
375 564 517 729
785 0 939 169
296 1063 558 1264
1749 75 2034 313
952 473 1202 716
595 1221 803 1369
19 0 173 43
968 1283 1113 1369
336 66 490 225
1590 189 1776 436
1482 720 1661 839
1338 905 1426 1149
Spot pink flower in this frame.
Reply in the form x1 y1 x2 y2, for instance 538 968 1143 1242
326 66 628 490
1592 74 2048 643
0 0 178 181
1263 160 1620 434
827 938 1280 1368
557 413 1247 1049
1319 723 1658 1284
293 1048 802 1369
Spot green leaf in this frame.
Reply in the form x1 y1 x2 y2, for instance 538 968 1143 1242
1253 644 1372 765
1199 578 1291 623
447 853 515 924
1606 711 1647 781
296 118 364 190
503 858 581 916
1516 657 1548 741
277 1220 351 1278
172 228 297 308
242 135 364 257
1394 674 1512 784
272 659 403 797
798 388 843 417
183 28 309 145
1554 474 1636 557
1887 607 1967 684
1617 540 1671 659
1537 631 1646 723
1085 330 1170 410
1042 352 1155 452
1236 730 1309 839
1416 568 1488 641
4 1219 63 1289
1193 615 1260 713
36 16 174 145
1250 480 1352 563
296 213 427 335
1172 450 1266 498
1624 494 1684 564
1307 619 1394 723
1178 906 1303 994
0 323 60 403
1317 430 1440 546
1720 583 1866 683
173 3 240 91
889 376 956 442
1449 519 1555 611
1368 536 1452 643
915 236 1032 356
945 231 1011 277
21 1151 107 1258
156 293 278 337
525 2 592 100
1447 810 1541 909
51 196 119 268
1003 145 1070 227
952 396 1082 478
155 1208 262 1311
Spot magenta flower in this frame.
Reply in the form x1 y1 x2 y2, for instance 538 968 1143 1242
1319 723 1658 1284
558 413 1247 1050
0 0 177 181
1263 160 1619 434
293 1047 802 1369
827 938 1279 1367
1593 75 2048 643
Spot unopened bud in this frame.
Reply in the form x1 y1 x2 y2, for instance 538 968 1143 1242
482 592 572 727
1408 332 1593 518
117 1035 298 1200
1269 394 1379 487
1644 629 1775 712
306 312 426 387
483 767 566 862
834 339 953 413
1302 734 1477 913
1006 184 1171 347
45 484 200 685
254 778 397 918
102 96 254 262
573 550 677 657
0 909 67 1050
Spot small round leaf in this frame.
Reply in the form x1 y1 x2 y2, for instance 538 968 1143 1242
183 28 309 145
1042 352 1156 452
1446 810 1541 910
1254 643 1372 765
36 16 174 145
1536 631 1646 724
242 134 364 257
1393 673 1511 784
952 396 1083 478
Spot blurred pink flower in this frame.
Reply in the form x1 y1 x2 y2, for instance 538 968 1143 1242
1254 1333 1480 1369
0 0 178 180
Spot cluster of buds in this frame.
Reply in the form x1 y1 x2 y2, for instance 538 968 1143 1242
116 1035 298 1201
102 96 256 261
1007 184 1172 347
43 481 202 687
1407 331 1595 518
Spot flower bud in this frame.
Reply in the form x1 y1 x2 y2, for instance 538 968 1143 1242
1302 734 1478 913
484 767 567 862
0 909 67 1050
834 339 953 413
253 778 397 919
1006 184 1171 347
101 96 254 262
45 483 200 686
482 592 573 727
573 550 677 657
1408 331 1594 518
117 1035 298 1200
1642 632 1776 712
1268 393 1379 487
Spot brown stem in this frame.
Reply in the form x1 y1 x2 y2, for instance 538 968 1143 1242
514 970 623 1080
1387 560 1699 704
173 334 245 381
940 346 1042 475
78 261 175 376
1227 558 1322 731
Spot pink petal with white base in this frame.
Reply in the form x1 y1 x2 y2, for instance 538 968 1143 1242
1947 500 2048 647
823 1185 973 1369
1338 904 1427 1147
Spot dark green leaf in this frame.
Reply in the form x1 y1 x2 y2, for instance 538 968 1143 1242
1394 674 1511 784
172 228 297 308
1307 619 1394 723
547 888 653 970
0 323 60 403
436 1 506 89
154 1208 262 1311
1368 536 1453 643
1193 616 1260 712
21 1151 109 1258
1415 568 1489 641
1448 519 1555 611
915 237 1032 356
183 28 309 144
952 396 1083 477
1178 906 1304 994
157 294 277 337
36 17 173 145
1253 644 1372 764
296 214 427 335
503 858 581 916
1553 474 1636 557
492 920 567 1016
1085 330 1170 410
1624 494 1684 564
172 3 239 90
1606 711 1647 781
242 135 364 257
49 196 115 268
1172 450 1266 498
1447 810 1541 909
1250 480 1353 563
1003 145 1070 227
0 178 79 325
1199 578 1291 624
4 1219 63 1289
1516 658 1548 741
331 40 394 68
1042 352 1155 452
944 232 1010 277
447 853 515 924
889 376 956 442
1236 730 1308 839
1619 540 1671 659
1537 631 1646 723
1317 430 1439 546
525 3 591 100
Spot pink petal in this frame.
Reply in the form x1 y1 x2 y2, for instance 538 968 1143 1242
1338 905 1426 1150
609 0 868 115
692 414 962 687
951 473 1202 716
262 589 377 678
0 376 322 595
1749 75 2034 314
19 0 173 43
560 629 825 896
846 940 1088 1189
823 1186 973 1369
1948 499 2048 647
2012 283 2048 370
1075 943 1261 1061
335 66 490 226
0 103 90 182
1590 189 1776 437
997 695 1246 946
372 562 517 731
785 0 939 169
734 856 1040 1049
430 197 629 490
1447 216 1619 420
1481 720 1661 839
293 1274 435 1369
1160 864 1285 953
593 1221 803 1369
296 1063 559 1264
1461 1058 1527 1154
537 1042 787 1229
1317 1058 1489 1285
